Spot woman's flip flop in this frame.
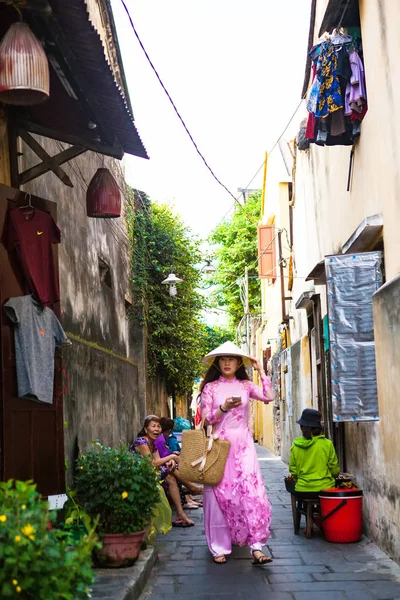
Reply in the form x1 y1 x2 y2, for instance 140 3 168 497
172 519 192 528
213 555 227 564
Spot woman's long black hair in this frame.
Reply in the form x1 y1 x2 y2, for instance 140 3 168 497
199 357 249 394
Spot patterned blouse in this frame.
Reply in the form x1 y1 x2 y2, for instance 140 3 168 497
131 436 168 479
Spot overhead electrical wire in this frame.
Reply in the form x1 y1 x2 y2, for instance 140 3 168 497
120 0 305 229
118 0 263 224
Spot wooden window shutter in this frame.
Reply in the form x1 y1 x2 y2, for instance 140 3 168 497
258 225 276 281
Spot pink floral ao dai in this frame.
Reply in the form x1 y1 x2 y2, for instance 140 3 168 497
200 375 273 556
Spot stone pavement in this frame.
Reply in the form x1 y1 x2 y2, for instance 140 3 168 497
139 445 400 600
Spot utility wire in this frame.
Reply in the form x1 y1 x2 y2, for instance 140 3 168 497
211 99 304 232
121 0 304 233
119 0 266 224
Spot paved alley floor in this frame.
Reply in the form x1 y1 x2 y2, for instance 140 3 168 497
140 445 400 600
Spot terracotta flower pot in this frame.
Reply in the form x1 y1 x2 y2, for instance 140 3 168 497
95 531 145 568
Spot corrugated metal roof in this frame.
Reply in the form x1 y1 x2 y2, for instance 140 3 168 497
0 1 148 159
48 0 148 158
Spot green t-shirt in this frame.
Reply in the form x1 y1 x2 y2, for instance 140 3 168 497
289 435 340 492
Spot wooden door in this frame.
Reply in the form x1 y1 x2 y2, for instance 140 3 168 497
0 183 65 496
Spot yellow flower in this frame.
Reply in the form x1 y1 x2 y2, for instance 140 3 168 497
21 524 35 540
12 580 18 586
121 491 128 499
80 466 84 470
21 505 26 510
14 535 21 543
0 515 7 522
16 586 22 593
116 458 119 461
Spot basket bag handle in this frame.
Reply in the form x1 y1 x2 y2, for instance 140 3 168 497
191 416 222 476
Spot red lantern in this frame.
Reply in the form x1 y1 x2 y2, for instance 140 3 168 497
86 168 121 218
0 22 49 105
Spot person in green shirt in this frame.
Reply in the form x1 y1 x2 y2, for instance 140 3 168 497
289 409 340 496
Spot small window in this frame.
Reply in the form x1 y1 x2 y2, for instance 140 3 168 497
124 294 132 319
99 257 112 289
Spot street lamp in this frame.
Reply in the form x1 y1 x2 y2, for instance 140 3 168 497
161 273 184 297
201 259 216 276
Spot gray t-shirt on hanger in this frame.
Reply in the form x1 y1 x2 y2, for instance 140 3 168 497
4 295 67 404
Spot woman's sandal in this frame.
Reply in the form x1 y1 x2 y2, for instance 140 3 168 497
251 550 273 566
213 555 227 564
172 519 193 528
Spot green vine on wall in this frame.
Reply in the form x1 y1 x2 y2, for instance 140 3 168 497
126 189 206 396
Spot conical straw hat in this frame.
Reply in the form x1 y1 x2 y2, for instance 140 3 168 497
201 341 252 368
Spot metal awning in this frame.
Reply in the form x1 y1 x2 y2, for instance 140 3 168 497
341 214 383 254
0 0 148 160
305 260 326 285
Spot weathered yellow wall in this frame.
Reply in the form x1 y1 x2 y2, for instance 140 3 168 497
260 401 274 452
284 0 400 561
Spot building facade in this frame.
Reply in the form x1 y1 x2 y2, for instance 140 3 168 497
0 0 155 494
257 0 400 561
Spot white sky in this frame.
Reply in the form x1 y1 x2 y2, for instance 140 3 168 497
110 0 311 239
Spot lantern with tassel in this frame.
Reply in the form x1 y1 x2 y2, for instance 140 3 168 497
0 22 50 105
86 168 121 218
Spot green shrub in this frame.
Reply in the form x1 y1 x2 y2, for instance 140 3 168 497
0 480 97 599
75 442 160 535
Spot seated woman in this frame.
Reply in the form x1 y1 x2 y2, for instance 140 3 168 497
132 415 194 527
155 417 203 509
161 417 181 453
289 408 340 497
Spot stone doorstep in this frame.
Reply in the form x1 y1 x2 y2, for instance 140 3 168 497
90 546 157 600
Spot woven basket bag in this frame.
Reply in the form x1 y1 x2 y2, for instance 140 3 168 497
179 420 231 486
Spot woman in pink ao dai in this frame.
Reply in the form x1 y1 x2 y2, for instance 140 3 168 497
200 342 274 565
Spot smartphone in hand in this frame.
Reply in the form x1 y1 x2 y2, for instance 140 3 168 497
232 396 242 405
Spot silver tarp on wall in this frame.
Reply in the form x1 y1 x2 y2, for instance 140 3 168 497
325 252 383 422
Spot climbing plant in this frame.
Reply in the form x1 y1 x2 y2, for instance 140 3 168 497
126 189 206 396
208 192 261 328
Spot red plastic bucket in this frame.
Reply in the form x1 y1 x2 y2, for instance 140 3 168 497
319 488 363 543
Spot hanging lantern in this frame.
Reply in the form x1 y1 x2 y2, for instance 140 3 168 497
0 22 49 105
86 168 121 218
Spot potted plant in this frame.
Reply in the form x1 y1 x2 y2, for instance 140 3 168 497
0 480 97 599
75 442 160 567
61 487 96 542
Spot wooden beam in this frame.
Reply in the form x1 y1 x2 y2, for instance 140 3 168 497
19 145 87 185
7 112 19 189
17 118 124 159
18 128 74 187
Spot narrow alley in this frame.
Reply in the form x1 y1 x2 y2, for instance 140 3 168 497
140 446 400 600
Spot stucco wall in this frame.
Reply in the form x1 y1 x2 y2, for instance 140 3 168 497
63 340 140 481
280 335 312 463
20 137 148 466
277 0 400 561
146 377 170 420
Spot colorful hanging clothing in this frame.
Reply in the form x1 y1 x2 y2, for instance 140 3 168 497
4 295 66 404
345 50 367 118
315 43 343 119
1 207 61 307
200 375 273 556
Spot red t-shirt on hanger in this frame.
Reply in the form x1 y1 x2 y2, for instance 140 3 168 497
1 207 61 307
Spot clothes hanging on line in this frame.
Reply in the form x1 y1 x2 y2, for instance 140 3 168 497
1 206 61 307
4 295 67 405
305 31 367 147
